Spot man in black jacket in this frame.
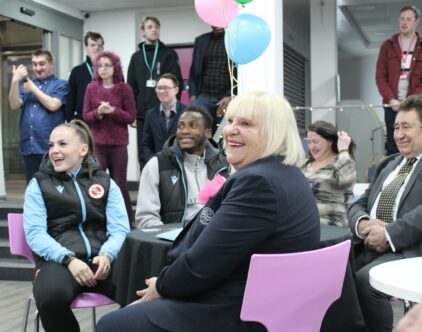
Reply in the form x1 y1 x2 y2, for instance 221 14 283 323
66 31 104 121
135 105 228 229
127 16 182 168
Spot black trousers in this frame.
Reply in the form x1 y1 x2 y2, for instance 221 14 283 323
384 107 399 155
33 261 116 332
354 250 405 332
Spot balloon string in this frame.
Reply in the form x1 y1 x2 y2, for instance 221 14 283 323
224 27 237 100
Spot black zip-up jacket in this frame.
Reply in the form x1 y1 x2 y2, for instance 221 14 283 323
34 155 110 262
157 136 229 224
66 56 93 122
127 41 182 120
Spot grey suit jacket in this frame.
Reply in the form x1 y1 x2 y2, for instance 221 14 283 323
348 153 422 258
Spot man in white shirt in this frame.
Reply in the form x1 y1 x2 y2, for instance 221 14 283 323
349 95 422 332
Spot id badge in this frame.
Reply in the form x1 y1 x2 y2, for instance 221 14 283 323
146 79 156 88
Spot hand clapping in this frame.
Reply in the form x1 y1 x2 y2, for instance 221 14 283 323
11 64 29 83
98 101 115 115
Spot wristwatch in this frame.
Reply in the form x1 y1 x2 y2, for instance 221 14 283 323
62 254 76 267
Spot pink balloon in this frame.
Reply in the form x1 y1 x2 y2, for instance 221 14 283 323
195 0 239 28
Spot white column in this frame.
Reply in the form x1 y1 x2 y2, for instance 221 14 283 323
310 0 337 123
0 38 5 199
0 95 5 199
237 0 283 95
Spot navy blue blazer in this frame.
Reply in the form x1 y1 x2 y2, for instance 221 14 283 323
141 101 186 162
143 156 321 332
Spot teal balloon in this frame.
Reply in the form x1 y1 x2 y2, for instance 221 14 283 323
235 0 254 3
225 13 271 65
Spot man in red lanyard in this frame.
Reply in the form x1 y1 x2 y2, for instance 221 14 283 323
127 16 182 169
66 31 104 122
376 5 422 155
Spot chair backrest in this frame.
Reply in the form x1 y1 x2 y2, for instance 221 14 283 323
240 240 351 332
8 213 36 265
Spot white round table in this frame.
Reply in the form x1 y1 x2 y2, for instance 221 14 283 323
369 257 422 303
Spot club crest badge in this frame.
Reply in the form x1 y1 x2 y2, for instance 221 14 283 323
171 175 179 185
88 184 105 199
199 207 214 225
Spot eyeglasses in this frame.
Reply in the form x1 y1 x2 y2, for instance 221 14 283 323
155 86 176 92
96 64 114 69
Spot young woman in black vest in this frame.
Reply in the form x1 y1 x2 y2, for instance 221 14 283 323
23 119 130 332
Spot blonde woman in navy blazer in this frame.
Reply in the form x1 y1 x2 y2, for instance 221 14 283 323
97 92 321 332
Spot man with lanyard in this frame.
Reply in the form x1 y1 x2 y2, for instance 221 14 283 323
127 16 182 169
376 5 422 155
8 49 68 183
66 31 104 121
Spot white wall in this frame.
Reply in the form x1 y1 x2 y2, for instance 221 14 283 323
136 6 210 45
338 54 384 120
83 5 208 181
310 0 337 123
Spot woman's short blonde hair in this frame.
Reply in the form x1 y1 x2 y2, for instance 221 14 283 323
225 91 305 166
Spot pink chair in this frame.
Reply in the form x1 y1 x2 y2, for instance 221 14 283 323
240 240 351 332
7 213 117 332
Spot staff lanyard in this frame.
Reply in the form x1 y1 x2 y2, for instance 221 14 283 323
85 62 94 80
399 33 416 68
142 42 159 79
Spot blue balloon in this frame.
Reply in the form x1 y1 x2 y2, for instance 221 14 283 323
225 13 271 65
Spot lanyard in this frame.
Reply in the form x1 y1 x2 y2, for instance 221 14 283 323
85 62 94 80
142 42 159 79
399 33 416 68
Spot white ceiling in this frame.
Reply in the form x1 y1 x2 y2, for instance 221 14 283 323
48 0 422 58
50 0 193 12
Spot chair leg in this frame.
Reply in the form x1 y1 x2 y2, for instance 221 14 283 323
22 297 32 332
92 307 97 331
34 309 40 332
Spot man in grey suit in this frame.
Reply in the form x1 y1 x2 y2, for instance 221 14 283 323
349 94 422 332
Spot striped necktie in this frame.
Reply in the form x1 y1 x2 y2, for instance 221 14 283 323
376 158 417 223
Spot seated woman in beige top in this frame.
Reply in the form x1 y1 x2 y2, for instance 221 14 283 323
302 121 357 228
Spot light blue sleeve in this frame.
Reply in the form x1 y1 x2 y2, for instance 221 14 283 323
23 178 74 263
99 180 130 261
